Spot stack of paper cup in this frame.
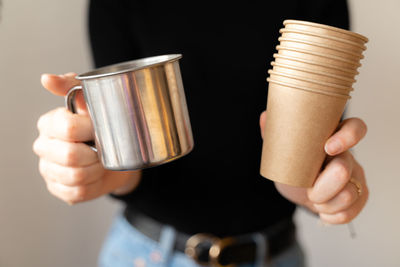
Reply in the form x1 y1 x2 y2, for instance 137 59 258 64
260 20 368 187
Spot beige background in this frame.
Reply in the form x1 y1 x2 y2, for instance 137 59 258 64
0 0 398 266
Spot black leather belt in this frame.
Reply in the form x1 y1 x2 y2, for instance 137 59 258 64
124 208 295 267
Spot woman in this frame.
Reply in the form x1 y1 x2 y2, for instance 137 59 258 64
33 0 368 266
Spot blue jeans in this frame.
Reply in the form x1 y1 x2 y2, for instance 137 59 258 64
99 212 306 267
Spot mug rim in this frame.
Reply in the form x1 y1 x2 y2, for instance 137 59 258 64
75 54 182 80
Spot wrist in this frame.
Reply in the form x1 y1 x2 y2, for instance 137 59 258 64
112 171 142 196
274 181 318 213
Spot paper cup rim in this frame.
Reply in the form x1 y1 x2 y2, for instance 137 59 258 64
279 28 367 50
271 61 356 83
268 69 353 91
283 19 369 43
267 77 351 99
278 37 364 59
276 45 362 67
273 54 359 75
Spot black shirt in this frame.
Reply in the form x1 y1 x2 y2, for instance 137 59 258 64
88 0 349 237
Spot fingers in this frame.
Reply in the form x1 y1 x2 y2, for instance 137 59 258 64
41 73 79 96
313 182 359 214
308 151 354 204
39 159 104 186
308 117 368 224
45 175 104 204
34 131 104 202
319 190 368 224
309 154 369 224
44 168 141 204
37 107 94 142
33 136 98 167
319 180 368 224
325 117 367 156
41 73 88 114
35 133 142 204
35 73 143 204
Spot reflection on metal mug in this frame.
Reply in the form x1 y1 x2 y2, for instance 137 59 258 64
65 54 194 171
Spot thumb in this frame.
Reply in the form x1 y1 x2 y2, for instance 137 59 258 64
41 72 80 96
41 72 88 114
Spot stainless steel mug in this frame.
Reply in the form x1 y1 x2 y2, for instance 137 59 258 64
65 54 194 170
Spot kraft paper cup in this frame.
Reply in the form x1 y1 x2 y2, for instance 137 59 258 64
276 46 362 70
283 20 368 45
268 70 352 95
271 61 355 87
273 54 359 78
266 77 351 98
266 77 351 99
279 29 366 52
260 79 349 187
278 37 364 61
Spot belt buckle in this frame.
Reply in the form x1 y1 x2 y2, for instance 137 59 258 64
185 233 236 267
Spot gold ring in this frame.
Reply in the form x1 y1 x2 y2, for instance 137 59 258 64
349 178 362 197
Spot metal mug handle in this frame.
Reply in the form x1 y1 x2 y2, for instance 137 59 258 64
65 86 97 152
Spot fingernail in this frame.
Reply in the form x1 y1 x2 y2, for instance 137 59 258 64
41 73 50 81
325 138 343 155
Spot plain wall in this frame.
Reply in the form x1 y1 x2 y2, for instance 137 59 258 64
0 0 398 266
295 0 400 266
0 1 121 267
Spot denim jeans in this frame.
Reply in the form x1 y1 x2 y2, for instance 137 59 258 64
98 212 306 267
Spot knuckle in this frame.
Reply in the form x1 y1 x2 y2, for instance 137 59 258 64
73 186 88 200
38 160 47 178
332 160 351 184
32 138 41 155
37 111 52 131
55 108 78 141
46 182 64 201
63 117 78 141
37 115 45 131
307 190 321 204
312 203 323 213
307 188 325 204
341 189 354 206
69 167 87 185
347 130 359 145
64 145 80 166
45 182 55 195
45 180 81 204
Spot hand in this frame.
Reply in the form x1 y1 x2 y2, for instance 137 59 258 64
260 111 369 224
33 73 141 205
